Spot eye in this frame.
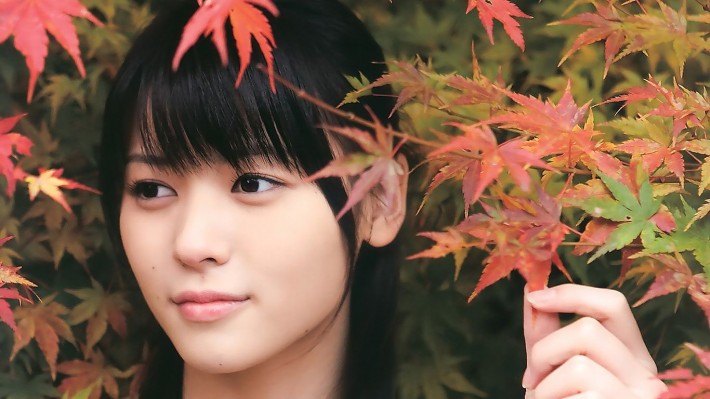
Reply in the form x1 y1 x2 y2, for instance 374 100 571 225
127 181 175 199
232 174 280 193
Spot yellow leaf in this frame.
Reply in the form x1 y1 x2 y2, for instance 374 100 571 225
24 169 99 213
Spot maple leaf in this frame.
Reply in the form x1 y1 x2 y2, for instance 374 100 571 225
351 57 442 117
642 199 710 278
483 82 621 176
173 0 279 91
659 344 710 398
306 118 406 220
458 190 572 299
57 351 136 399
466 0 532 51
0 114 33 196
24 168 100 213
632 254 710 327
603 77 709 137
615 138 685 186
572 218 619 256
67 279 130 355
12 295 75 379
427 123 547 208
0 0 103 102
565 168 676 263
553 3 624 77
0 287 27 332
407 228 476 280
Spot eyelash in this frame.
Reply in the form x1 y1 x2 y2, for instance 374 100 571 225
126 174 282 200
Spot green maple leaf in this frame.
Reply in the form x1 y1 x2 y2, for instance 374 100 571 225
643 198 710 281
578 171 663 262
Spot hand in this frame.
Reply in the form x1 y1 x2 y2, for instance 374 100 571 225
522 284 667 399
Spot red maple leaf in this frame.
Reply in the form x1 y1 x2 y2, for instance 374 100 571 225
634 254 710 327
554 3 624 77
0 287 28 332
466 0 532 51
0 0 102 102
603 77 709 137
427 123 547 208
173 0 279 91
0 114 33 196
458 190 572 300
659 344 710 399
306 118 407 220
484 82 621 176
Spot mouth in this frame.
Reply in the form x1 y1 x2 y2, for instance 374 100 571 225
172 291 250 322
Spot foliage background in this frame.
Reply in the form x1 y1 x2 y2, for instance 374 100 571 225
0 0 708 398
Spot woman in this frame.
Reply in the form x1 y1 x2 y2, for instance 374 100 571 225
98 0 667 398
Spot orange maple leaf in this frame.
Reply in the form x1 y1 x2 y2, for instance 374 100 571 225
0 114 33 196
58 350 136 399
0 0 103 102
466 0 532 51
458 191 572 300
24 168 100 213
615 138 686 186
173 0 279 91
11 295 76 379
408 229 477 280
484 82 622 176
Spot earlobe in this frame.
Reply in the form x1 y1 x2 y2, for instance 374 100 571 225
366 154 408 248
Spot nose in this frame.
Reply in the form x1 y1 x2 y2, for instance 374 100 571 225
173 190 231 269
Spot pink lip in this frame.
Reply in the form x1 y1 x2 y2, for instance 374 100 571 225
172 291 249 322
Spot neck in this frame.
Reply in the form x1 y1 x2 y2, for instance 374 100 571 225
182 304 349 399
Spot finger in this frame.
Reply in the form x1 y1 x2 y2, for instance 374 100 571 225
525 284 655 373
526 316 657 390
533 354 634 399
524 284 560 388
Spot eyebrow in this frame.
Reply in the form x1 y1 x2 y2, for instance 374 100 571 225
126 153 170 166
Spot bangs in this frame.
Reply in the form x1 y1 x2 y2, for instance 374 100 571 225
128 27 334 176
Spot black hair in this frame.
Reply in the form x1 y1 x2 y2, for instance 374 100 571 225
99 1 403 398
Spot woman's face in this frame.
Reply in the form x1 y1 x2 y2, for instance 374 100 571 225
119 137 351 374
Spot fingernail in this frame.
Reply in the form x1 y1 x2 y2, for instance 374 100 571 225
525 388 535 399
527 288 554 307
521 368 531 389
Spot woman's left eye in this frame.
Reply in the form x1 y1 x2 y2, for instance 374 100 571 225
232 175 281 193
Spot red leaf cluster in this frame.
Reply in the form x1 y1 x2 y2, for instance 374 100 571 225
466 0 532 50
659 344 710 398
173 0 279 91
0 0 102 102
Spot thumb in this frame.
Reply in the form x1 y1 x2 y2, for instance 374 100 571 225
523 284 560 389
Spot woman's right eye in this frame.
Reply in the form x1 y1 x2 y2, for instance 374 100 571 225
127 181 175 200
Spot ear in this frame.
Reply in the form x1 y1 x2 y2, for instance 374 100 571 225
364 154 408 248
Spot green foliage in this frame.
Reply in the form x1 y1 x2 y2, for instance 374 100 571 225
0 0 708 398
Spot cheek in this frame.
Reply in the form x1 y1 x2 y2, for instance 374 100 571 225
118 199 169 305
244 187 349 319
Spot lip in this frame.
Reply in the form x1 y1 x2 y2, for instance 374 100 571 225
172 291 249 322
